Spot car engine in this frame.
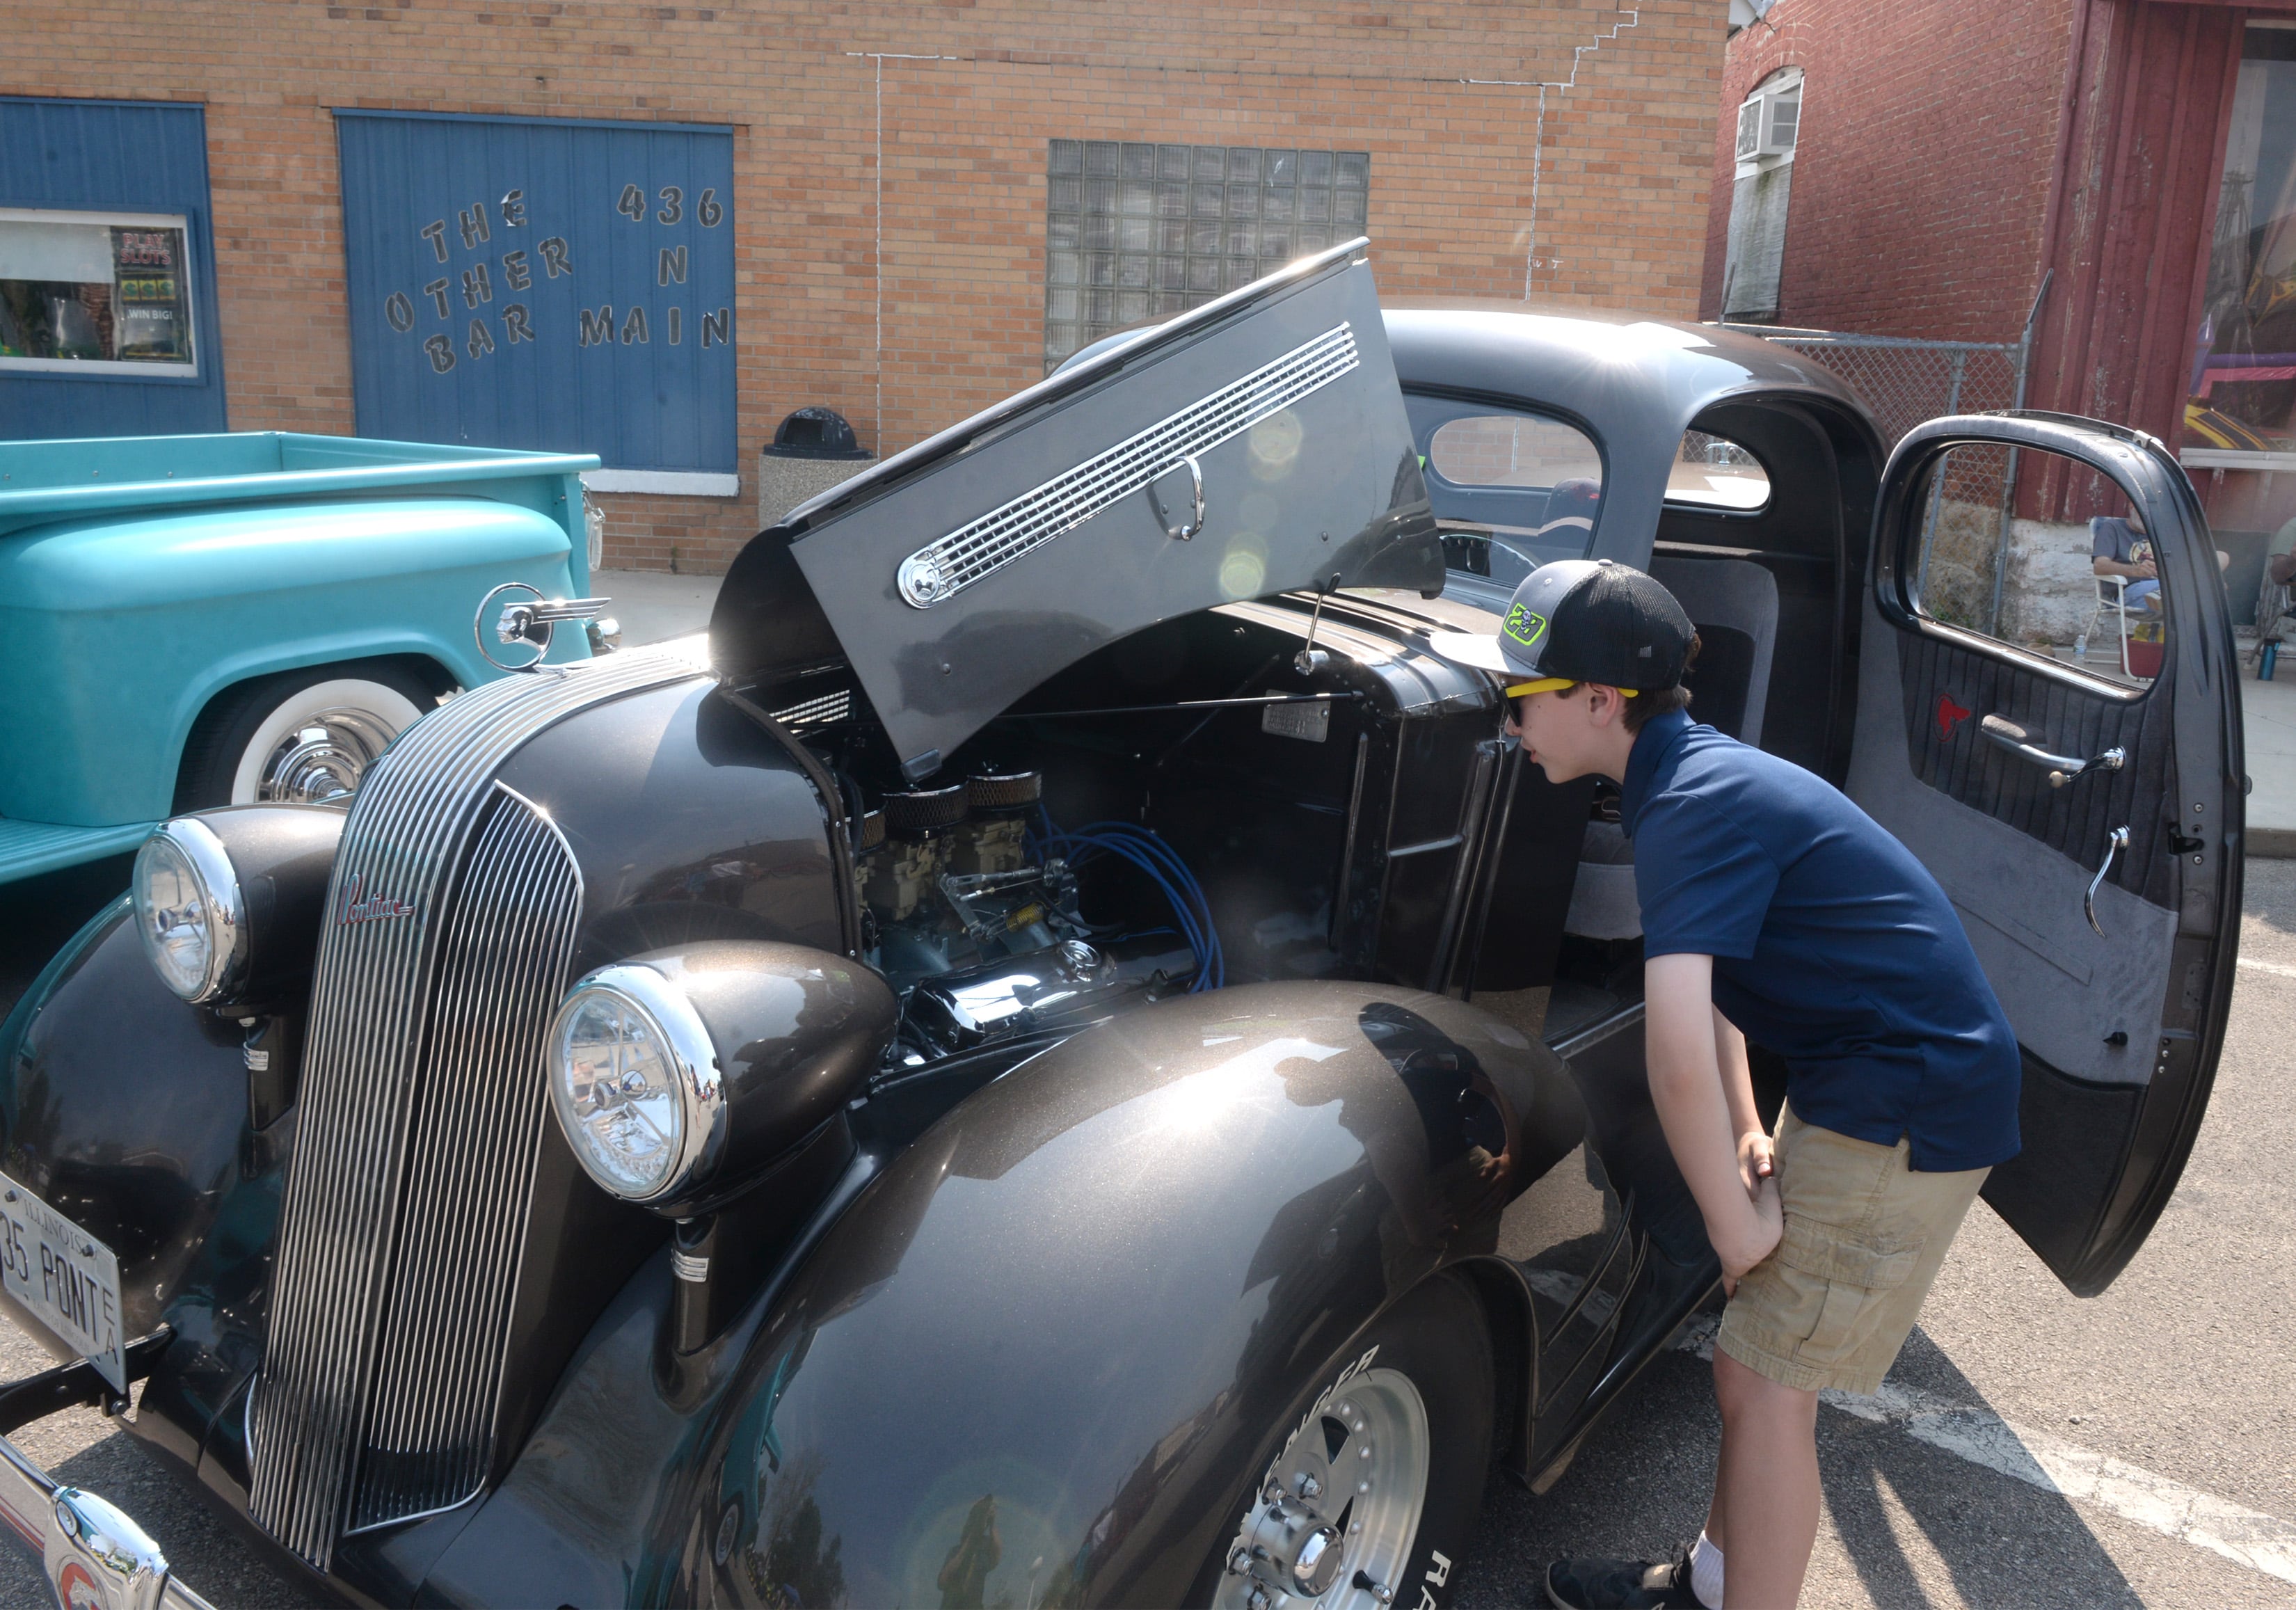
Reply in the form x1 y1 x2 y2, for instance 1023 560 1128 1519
852 767 1199 1064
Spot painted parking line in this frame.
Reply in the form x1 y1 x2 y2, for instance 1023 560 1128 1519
1671 1316 2296 1586
2238 955 2296 980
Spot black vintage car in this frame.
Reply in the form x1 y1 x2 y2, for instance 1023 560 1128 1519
0 241 2245 1610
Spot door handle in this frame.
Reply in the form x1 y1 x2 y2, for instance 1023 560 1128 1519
2085 825 2129 937
1980 715 2125 788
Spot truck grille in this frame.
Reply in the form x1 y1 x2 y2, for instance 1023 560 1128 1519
249 650 701 1570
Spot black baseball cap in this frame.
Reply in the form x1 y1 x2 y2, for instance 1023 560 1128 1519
1434 558 1693 696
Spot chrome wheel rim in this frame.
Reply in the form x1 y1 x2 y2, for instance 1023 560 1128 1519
255 708 399 803
1215 1365 1430 1609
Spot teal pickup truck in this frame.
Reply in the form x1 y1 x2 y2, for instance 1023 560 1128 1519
0 432 606 884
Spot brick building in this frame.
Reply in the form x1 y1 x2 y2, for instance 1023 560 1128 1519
1699 0 2296 611
3 1 1728 575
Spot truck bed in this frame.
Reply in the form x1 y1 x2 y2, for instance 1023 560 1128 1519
0 431 598 539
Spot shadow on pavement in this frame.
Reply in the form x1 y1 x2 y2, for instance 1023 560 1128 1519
1456 1327 2146 1610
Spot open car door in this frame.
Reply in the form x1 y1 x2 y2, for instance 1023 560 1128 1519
1847 413 2244 1296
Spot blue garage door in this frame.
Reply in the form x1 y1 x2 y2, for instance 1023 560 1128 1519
0 97 226 438
337 111 736 475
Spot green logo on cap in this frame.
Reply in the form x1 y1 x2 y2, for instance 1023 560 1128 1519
1504 605 1548 648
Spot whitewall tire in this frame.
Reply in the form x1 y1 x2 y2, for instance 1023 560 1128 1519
176 664 440 811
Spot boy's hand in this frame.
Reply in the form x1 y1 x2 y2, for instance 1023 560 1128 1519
1718 1174 1784 1296
1737 1129 1775 1198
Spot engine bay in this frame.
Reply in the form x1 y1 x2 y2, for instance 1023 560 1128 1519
756 591 1588 1076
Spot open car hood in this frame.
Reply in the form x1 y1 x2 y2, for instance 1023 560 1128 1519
710 240 1442 780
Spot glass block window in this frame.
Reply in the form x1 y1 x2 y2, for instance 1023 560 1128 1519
1043 141 1370 372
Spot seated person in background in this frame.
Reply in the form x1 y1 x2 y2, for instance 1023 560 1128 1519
1538 477 1602 550
2091 508 2229 614
2269 514 2296 589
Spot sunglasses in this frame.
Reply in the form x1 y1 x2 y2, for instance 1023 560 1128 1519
1499 679 1638 734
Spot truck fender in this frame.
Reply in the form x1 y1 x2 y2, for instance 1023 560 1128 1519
655 980 1587 1608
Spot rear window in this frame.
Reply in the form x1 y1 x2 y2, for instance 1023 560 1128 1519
1667 429 1771 511
1413 404 1605 583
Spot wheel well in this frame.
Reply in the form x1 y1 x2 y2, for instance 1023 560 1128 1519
1450 1258 1533 1483
173 653 456 813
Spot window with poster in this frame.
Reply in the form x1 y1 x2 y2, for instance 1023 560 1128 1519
2190 23 2296 454
0 208 198 376
2184 22 2296 632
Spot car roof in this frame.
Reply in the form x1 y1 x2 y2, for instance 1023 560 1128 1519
1381 302 1882 564
1382 300 1867 415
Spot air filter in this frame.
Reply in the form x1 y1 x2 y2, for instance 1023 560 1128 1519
883 784 969 838
852 808 886 853
966 770 1042 814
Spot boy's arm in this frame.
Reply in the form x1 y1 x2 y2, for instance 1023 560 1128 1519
1713 1007 1773 1193
1646 952 1782 1285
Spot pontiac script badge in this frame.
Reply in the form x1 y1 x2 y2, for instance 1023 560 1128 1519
338 873 415 925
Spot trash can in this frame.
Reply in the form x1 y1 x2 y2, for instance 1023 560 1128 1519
758 407 874 527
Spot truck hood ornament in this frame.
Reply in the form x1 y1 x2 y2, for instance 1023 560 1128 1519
475 581 614 672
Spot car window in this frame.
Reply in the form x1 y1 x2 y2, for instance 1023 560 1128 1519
1408 400 1605 586
1668 430 1771 511
1911 441 2172 689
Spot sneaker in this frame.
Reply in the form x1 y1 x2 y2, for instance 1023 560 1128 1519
1542 1548 1702 1609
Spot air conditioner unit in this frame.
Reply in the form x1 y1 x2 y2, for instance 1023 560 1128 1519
1735 90 1799 161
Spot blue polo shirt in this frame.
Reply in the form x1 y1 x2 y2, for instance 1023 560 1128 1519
1621 710 2021 1172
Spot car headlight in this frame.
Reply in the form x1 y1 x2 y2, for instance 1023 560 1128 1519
548 943 898 1215
548 965 722 1204
132 819 246 1003
130 807 346 1011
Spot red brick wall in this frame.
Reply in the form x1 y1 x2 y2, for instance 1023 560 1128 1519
1699 0 2074 342
7 1 1727 573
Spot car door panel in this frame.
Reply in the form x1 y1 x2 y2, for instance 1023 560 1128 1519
1848 413 2242 1297
1883 625 2177 904
1847 619 2178 1087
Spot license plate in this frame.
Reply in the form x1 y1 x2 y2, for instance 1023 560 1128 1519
0 1172 124 1393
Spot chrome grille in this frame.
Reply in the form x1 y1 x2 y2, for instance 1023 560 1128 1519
895 320 1360 607
347 784 578 1531
250 649 703 1570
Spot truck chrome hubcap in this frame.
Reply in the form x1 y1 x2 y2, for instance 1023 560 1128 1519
1218 1366 1430 1609
255 710 397 803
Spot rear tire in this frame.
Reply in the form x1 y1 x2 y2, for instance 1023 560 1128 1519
175 662 438 811
1200 1273 1495 1610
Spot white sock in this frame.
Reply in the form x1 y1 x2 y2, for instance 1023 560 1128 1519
1690 1531 1725 1610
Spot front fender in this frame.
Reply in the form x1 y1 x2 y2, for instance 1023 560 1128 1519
651 981 1584 1608
0 897 269 1473
0 495 580 824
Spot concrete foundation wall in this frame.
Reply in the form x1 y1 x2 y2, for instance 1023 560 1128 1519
1920 502 2100 646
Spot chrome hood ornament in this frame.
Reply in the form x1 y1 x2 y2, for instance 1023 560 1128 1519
475 581 617 671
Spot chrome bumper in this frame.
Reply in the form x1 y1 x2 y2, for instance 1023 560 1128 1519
0 1430 214 1610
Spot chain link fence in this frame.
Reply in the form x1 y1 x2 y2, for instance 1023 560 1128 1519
1719 323 2036 639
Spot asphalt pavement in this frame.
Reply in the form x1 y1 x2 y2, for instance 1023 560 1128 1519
0 866 2291 1609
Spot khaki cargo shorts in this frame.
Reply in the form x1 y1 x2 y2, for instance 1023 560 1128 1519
1716 1101 1989 1396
